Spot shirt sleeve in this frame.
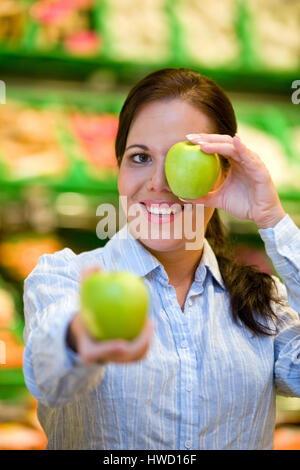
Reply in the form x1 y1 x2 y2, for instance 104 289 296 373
23 248 105 408
258 214 300 396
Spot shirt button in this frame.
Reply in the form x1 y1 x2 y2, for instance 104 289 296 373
181 340 188 348
185 440 192 449
186 384 192 392
188 299 193 307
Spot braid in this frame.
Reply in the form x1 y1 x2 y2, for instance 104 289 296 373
206 210 282 335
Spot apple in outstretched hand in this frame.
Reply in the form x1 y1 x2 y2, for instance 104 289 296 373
165 141 221 199
80 271 149 341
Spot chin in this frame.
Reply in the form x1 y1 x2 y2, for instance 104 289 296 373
126 210 205 253
138 236 192 254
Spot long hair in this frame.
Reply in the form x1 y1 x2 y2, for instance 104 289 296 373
115 67 282 336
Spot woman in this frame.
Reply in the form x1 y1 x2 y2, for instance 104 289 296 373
23 68 300 450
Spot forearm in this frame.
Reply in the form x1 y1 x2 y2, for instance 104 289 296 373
23 310 105 408
22 249 106 407
259 213 300 313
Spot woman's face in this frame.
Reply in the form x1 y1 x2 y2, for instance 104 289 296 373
118 98 224 253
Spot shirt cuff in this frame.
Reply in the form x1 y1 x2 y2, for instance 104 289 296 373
258 214 300 277
63 315 82 368
25 311 106 407
64 316 107 369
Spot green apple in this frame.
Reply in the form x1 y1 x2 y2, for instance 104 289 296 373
80 271 149 341
165 141 221 199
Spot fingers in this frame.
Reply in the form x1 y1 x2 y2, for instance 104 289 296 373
200 142 240 162
232 135 259 163
186 133 260 169
79 318 154 364
186 133 240 163
80 265 102 282
100 319 154 363
186 133 232 143
127 319 154 358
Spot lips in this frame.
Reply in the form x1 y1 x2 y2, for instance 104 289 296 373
139 200 183 215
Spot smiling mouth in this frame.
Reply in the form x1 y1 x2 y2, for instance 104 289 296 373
139 202 183 216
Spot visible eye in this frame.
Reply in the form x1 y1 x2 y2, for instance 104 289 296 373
130 153 151 164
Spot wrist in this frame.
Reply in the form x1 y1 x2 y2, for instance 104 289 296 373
256 208 287 230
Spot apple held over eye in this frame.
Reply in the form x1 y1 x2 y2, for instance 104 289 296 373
165 141 221 199
80 271 149 341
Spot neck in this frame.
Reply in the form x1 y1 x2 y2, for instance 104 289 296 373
144 244 204 287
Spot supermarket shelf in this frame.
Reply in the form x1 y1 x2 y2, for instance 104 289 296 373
0 48 298 94
0 0 299 93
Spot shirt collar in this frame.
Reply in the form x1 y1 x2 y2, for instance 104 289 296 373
102 224 161 278
194 238 225 290
103 224 225 290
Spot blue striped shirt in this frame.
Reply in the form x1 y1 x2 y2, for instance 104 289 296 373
23 214 300 450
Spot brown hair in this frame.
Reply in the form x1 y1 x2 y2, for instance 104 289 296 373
115 67 282 336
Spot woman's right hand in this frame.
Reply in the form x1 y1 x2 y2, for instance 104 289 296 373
67 312 154 365
67 266 154 364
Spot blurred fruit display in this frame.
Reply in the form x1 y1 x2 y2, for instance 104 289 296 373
248 0 300 71
274 426 300 451
0 0 298 81
0 330 24 369
0 233 63 280
102 0 171 63
0 102 69 182
238 123 300 192
0 422 47 450
69 112 119 178
0 0 26 46
0 97 120 188
0 288 16 330
0 273 47 449
30 0 101 56
174 0 241 67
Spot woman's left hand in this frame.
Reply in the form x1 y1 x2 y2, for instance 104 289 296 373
183 133 287 229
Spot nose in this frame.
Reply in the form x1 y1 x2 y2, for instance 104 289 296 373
145 159 171 193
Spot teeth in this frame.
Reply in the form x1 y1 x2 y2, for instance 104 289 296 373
145 205 182 215
149 207 171 215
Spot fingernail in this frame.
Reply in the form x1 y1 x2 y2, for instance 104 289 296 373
179 197 189 202
185 134 199 140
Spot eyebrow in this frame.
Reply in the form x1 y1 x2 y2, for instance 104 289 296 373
125 144 149 152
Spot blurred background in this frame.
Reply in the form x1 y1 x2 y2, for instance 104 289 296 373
0 0 299 451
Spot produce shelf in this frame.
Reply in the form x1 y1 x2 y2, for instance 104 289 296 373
0 0 298 92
